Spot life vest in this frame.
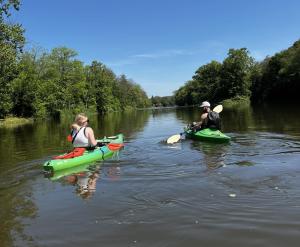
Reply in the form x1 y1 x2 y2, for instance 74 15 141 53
202 111 221 130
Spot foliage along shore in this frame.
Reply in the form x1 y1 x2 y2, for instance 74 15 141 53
0 1 151 120
174 39 300 106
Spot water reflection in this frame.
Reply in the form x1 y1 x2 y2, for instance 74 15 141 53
174 104 300 135
222 105 254 132
0 110 147 243
0 110 150 171
175 105 254 133
2 104 300 246
191 141 229 169
0 167 38 246
96 110 151 138
46 160 122 200
65 164 101 200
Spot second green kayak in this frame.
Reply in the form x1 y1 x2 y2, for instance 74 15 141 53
185 128 230 143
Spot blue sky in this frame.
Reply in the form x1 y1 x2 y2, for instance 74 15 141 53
12 0 300 96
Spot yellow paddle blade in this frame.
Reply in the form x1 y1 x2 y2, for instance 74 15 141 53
213 104 223 113
167 134 181 144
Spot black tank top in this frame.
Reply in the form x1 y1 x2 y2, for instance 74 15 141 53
202 111 221 130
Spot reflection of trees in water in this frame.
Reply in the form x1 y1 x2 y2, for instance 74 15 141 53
1 110 150 171
191 142 229 169
151 107 178 118
221 105 254 132
174 104 254 132
95 110 151 138
175 107 200 124
0 180 38 246
203 103 300 133
252 103 300 133
40 110 151 144
174 106 255 132
0 110 146 245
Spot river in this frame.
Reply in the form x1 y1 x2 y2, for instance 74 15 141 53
1 105 300 247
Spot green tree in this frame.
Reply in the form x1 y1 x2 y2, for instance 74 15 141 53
48 47 80 109
219 48 254 100
116 75 150 109
193 60 222 102
251 40 300 103
0 0 25 118
151 96 175 107
86 61 120 114
11 51 40 117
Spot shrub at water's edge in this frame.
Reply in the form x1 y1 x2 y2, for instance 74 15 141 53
0 117 33 127
222 96 250 108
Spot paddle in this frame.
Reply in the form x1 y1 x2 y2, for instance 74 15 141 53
166 104 223 144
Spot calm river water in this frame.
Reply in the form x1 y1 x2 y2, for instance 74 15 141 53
1 105 300 247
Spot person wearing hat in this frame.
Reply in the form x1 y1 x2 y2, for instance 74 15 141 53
191 101 221 131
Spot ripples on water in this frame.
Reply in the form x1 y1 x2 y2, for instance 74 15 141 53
1 107 300 247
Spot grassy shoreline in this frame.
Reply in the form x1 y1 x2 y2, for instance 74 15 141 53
0 117 34 127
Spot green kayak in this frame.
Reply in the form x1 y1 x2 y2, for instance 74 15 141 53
43 134 124 172
46 163 93 181
185 128 230 143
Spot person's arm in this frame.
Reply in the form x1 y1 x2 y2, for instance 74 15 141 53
86 127 98 146
196 113 208 127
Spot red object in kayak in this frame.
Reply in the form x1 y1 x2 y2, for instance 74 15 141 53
53 147 86 159
67 135 72 142
107 143 124 151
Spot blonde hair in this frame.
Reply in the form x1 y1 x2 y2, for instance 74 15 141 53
71 123 80 131
74 113 88 126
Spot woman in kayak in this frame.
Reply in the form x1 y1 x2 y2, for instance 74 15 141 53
191 101 221 131
71 113 98 149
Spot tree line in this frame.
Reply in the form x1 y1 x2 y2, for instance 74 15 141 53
11 48 151 118
174 40 300 106
0 0 150 119
151 96 175 107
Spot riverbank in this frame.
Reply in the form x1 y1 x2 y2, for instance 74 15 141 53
0 117 33 127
